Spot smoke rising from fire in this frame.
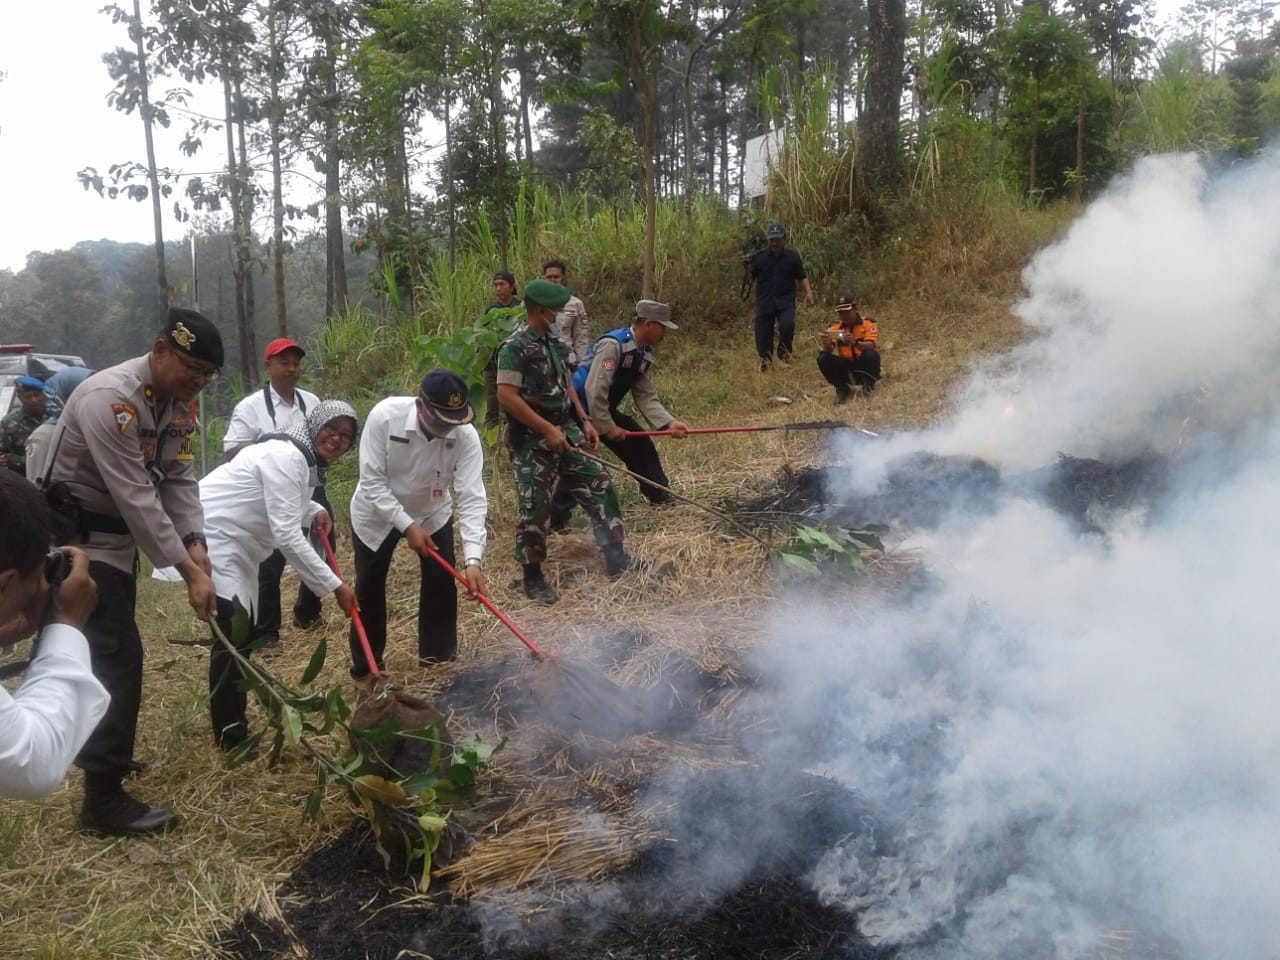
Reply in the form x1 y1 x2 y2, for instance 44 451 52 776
932 149 1280 470
777 147 1280 958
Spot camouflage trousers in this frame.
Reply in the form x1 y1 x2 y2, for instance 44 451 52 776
509 429 623 565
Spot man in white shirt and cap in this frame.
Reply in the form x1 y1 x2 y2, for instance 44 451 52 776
348 368 486 677
222 338 326 647
200 400 359 752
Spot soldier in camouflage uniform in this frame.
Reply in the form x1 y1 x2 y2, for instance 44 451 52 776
496 278 642 604
0 376 48 475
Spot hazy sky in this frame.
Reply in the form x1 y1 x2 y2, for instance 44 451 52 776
0 0 205 272
1 0 1189 276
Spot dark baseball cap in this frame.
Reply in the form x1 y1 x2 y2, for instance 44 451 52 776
417 368 475 432
164 307 224 367
765 222 787 239
835 292 858 311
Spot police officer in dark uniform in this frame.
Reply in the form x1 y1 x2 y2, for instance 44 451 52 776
559 299 688 515
748 222 815 371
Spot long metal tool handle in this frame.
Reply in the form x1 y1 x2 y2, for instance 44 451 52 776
620 421 872 438
420 542 550 661
321 534 381 676
572 445 770 549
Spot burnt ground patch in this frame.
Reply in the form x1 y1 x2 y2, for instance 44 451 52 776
730 450 1169 538
217 767 895 960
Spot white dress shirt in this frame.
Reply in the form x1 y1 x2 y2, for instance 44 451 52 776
1 624 110 800
349 397 487 564
222 383 321 450
199 438 341 612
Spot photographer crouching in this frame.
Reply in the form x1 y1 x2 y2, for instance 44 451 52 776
0 470 108 800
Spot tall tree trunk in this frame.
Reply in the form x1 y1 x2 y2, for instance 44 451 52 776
628 7 657 298
131 0 168 325
858 0 907 200
445 81 457 271
313 6 347 316
235 88 257 375
1029 79 1040 194
223 75 252 384
267 4 288 336
399 132 417 316
1074 71 1086 203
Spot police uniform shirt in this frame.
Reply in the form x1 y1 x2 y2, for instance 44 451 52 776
551 294 590 365
222 383 320 450
198 439 341 614
46 355 203 573
349 396 487 565
0 623 111 800
581 334 673 435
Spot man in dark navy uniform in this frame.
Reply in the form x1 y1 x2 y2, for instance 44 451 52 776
747 222 814 371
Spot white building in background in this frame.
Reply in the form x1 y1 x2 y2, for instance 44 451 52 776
742 128 785 204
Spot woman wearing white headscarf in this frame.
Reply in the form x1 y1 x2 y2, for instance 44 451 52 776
200 399 359 752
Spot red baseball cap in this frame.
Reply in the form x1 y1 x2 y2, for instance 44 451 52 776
264 337 305 361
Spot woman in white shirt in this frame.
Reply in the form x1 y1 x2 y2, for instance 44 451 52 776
201 399 358 752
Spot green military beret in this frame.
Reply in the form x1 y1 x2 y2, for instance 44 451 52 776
522 278 571 309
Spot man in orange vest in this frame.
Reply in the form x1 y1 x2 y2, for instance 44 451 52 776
817 292 881 403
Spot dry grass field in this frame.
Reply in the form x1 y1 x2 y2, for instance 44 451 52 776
0 226 1050 959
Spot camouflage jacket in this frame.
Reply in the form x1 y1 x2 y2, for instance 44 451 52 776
0 408 42 472
495 322 576 427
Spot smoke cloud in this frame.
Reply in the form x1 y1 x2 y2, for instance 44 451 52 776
757 148 1280 958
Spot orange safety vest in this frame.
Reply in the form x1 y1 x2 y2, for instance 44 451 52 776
826 317 878 360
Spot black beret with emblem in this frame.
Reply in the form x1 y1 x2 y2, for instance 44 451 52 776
164 307 225 368
418 367 475 432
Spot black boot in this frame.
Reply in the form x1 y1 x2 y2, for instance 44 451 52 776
81 771 179 837
603 543 648 580
522 564 559 605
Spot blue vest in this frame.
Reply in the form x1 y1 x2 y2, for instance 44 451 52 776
572 327 655 412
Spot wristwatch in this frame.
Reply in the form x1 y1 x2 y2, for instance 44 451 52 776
465 559 483 569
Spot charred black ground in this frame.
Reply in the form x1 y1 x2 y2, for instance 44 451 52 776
215 453 1171 960
218 767 895 960
732 450 1168 535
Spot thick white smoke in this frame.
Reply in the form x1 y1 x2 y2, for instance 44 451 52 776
763 149 1280 958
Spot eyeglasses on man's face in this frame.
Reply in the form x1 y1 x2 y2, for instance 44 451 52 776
173 351 219 382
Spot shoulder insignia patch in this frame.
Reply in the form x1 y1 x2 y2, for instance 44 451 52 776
603 358 616 372
112 403 137 434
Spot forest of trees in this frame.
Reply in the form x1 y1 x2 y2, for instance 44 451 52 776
1 0 1277 384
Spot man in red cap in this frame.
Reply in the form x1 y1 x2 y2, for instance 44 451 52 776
222 338 325 649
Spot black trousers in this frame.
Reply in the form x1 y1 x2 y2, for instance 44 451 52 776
817 348 881 391
349 518 458 674
755 299 797 360
208 596 258 748
75 560 142 778
550 410 672 525
255 484 333 635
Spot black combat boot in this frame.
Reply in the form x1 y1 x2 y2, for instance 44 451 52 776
522 564 559 605
603 543 646 580
80 771 179 837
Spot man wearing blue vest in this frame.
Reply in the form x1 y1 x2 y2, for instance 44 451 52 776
561 300 689 517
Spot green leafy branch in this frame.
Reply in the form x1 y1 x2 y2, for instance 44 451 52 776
207 606 502 888
772 522 888 580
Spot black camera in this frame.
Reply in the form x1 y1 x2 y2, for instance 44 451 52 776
45 548 71 588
